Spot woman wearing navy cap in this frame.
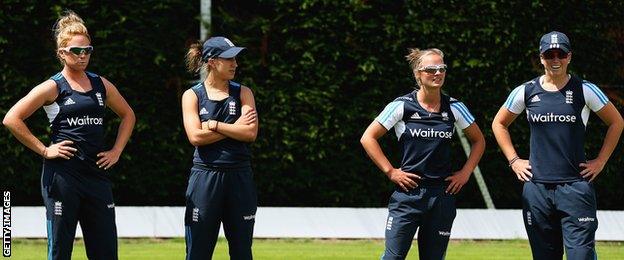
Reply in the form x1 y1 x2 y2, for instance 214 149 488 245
361 48 485 260
492 31 623 259
182 36 258 260
3 10 135 260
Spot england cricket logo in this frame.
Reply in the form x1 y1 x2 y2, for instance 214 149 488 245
441 112 449 121
228 101 236 115
192 208 199 222
565 90 573 104
95 92 104 106
550 34 560 49
54 201 63 216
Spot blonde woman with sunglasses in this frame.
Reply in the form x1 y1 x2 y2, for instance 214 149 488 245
361 48 485 259
3 10 134 260
492 31 623 260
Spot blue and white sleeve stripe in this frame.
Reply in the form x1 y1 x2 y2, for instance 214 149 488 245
503 85 525 114
582 81 609 112
451 102 475 129
375 101 404 130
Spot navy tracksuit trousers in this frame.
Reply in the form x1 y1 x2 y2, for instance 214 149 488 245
42 160 117 260
185 166 257 260
382 185 456 260
522 181 598 260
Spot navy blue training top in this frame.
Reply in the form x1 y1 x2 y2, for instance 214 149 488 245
43 72 107 171
504 75 609 183
376 91 475 180
192 81 251 169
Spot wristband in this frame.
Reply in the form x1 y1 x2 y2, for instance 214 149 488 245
508 156 520 167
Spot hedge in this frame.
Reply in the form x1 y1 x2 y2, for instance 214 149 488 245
1 1 622 208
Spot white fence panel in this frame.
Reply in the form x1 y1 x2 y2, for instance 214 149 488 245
10 207 624 240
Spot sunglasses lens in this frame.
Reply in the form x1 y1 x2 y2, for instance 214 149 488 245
543 50 567 59
68 46 93 55
421 66 446 74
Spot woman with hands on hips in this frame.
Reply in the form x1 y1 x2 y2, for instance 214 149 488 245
361 48 485 260
491 31 623 260
3 10 134 260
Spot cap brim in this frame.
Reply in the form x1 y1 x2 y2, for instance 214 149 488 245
218 47 245 58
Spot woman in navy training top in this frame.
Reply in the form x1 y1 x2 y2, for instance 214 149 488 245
3 10 135 260
361 48 485 260
182 36 258 260
492 31 623 260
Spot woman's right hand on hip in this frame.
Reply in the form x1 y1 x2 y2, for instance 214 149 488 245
44 140 77 160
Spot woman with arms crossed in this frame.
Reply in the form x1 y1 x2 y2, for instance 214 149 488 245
3 10 135 260
182 36 258 260
492 31 623 260
361 48 485 260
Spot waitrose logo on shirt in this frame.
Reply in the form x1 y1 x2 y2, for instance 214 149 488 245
528 113 577 123
408 128 453 139
67 116 103 126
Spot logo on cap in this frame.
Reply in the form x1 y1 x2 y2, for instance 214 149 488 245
549 34 560 49
223 38 235 47
202 36 245 60
540 31 570 53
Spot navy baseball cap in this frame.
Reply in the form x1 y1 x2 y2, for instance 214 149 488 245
539 31 571 54
201 36 245 60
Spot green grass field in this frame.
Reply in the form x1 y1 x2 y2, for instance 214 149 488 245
8 238 623 259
